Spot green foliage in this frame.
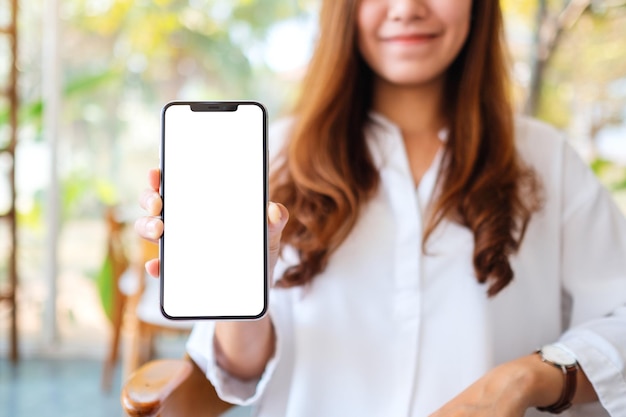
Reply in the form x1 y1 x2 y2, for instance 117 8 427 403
96 254 114 322
16 192 45 232
613 176 626 191
15 168 120 232
535 81 571 129
590 157 614 175
536 6 626 131
63 0 306 101
61 171 119 221
0 69 120 142
590 157 626 191
12 0 315 234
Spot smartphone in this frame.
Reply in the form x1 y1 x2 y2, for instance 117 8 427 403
160 101 268 319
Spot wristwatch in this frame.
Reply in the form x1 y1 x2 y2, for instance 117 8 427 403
536 344 579 414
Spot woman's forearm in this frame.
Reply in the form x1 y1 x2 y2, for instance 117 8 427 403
212 202 288 381
517 353 598 409
429 351 600 416
213 316 275 381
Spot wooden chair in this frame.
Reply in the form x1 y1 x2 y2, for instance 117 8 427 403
119 241 234 416
121 355 233 417
123 238 194 380
101 208 193 391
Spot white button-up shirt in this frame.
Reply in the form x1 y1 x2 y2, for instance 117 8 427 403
187 115 626 417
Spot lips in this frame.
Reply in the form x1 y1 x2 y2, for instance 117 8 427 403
382 33 439 43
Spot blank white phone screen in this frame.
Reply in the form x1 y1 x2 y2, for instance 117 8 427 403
161 102 266 319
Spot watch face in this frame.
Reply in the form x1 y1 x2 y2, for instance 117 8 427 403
541 345 577 366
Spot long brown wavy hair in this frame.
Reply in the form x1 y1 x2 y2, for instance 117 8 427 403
270 0 542 296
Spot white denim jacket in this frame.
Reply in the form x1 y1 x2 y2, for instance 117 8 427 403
187 115 626 417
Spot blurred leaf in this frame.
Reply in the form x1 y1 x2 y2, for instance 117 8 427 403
590 157 614 175
0 70 120 136
590 156 626 191
96 254 114 322
61 172 92 220
58 171 123 222
611 169 626 191
65 70 120 96
16 193 45 233
95 179 119 206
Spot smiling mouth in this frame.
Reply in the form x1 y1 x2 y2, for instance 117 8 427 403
383 34 439 43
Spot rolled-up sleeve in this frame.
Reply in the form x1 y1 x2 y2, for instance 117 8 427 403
560 312 626 416
558 143 626 416
186 307 284 405
185 249 296 406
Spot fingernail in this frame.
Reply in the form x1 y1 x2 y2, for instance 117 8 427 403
148 194 158 211
146 219 158 236
268 203 282 224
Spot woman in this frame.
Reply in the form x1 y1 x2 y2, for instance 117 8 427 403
136 0 626 415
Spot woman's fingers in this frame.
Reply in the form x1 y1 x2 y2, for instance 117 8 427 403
268 201 289 260
136 168 163 278
139 169 162 215
134 216 163 241
139 169 283 281
148 168 161 191
145 258 160 278
139 188 162 215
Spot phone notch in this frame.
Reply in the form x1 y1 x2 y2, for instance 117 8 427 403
190 102 238 112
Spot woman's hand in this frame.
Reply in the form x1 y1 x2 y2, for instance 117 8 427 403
429 354 564 417
134 168 289 279
134 167 290 381
134 168 164 276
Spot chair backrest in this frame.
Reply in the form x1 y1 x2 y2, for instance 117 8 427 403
106 207 129 282
130 238 158 302
140 238 159 264
132 237 192 329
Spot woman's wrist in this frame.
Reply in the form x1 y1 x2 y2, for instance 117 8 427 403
509 353 566 410
214 316 275 380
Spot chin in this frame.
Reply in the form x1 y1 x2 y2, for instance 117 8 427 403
383 72 444 88
372 61 447 88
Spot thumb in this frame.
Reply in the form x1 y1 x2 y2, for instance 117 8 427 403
268 202 289 253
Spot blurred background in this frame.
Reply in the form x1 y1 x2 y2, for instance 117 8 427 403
1 0 626 416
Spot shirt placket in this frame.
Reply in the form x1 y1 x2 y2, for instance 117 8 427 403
373 117 445 416
375 122 423 417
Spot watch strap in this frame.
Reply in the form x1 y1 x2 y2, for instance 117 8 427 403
536 362 578 414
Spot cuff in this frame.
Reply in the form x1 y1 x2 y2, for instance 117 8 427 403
559 330 626 416
186 316 281 406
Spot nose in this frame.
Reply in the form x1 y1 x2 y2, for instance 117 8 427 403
387 0 429 22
